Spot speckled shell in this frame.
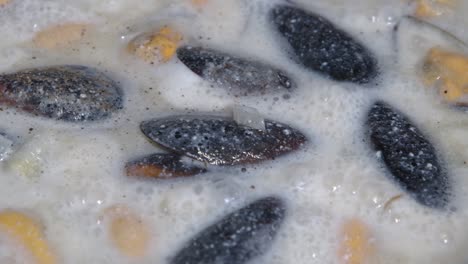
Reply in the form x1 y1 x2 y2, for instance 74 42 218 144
366 101 450 208
0 65 123 122
177 46 295 96
140 115 307 166
270 5 378 84
170 197 286 264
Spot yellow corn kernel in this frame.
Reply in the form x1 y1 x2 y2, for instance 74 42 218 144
441 79 464 102
127 26 182 63
415 0 438 17
414 0 456 18
338 219 374 264
33 23 88 49
0 211 56 264
104 205 150 258
422 47 468 104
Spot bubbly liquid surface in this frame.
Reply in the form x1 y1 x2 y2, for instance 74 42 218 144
0 0 468 263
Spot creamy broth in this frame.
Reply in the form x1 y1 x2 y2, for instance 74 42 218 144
0 0 467 263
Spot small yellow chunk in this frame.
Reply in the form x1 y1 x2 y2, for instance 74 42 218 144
0 211 56 264
33 23 88 49
127 26 183 63
414 0 456 18
338 219 374 264
104 205 150 258
415 0 438 17
422 47 468 105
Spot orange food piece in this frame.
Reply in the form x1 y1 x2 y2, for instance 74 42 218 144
127 26 182 63
338 219 374 264
104 205 150 258
422 47 468 105
125 154 206 179
414 0 456 18
33 23 88 49
126 163 164 178
415 0 438 17
0 210 57 264
126 162 199 179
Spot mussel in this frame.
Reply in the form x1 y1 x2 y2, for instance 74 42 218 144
140 115 306 166
0 65 123 122
270 5 378 84
171 196 286 264
366 101 450 208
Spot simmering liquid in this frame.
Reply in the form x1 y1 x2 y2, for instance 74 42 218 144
0 0 468 263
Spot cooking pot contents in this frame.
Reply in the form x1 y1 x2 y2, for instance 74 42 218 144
1 0 468 263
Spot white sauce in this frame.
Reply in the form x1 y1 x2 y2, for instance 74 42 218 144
0 0 467 263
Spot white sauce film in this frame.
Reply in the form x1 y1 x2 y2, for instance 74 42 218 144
0 0 467 263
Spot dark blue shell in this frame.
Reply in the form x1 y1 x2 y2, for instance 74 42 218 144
366 102 450 208
140 115 307 166
170 197 286 264
270 5 378 84
0 65 123 122
177 46 295 96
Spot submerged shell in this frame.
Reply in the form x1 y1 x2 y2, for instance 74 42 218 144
170 196 286 264
366 101 450 208
270 5 378 84
140 115 306 166
177 46 295 96
125 153 206 179
0 65 123 122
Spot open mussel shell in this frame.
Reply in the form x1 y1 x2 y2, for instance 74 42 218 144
140 115 307 166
